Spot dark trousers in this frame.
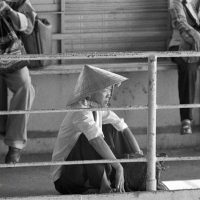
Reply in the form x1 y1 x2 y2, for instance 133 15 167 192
54 125 157 193
54 133 113 194
173 57 199 121
0 77 7 136
54 124 133 194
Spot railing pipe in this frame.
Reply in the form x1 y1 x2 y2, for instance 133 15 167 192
1 51 200 61
1 155 200 168
146 55 157 191
2 103 200 115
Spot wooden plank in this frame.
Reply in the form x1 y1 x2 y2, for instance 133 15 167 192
33 4 59 12
63 38 167 45
64 12 168 22
63 23 168 33
55 31 168 40
64 2 167 10
32 0 58 5
66 0 164 3
64 1 168 14
63 28 168 35
65 1 167 7
64 9 168 15
65 5 167 11
64 42 167 52
64 15 168 23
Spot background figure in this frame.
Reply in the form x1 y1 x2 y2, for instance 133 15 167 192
0 0 36 163
169 0 200 134
51 65 143 194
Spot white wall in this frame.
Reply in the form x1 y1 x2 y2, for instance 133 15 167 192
27 69 200 133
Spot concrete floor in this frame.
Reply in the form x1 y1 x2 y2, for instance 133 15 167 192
0 148 200 198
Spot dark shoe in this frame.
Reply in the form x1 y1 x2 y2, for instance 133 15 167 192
181 119 192 135
5 147 21 164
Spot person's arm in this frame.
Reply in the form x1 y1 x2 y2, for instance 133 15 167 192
0 1 21 29
0 0 35 34
170 0 200 50
72 111 124 192
89 136 125 192
102 110 142 154
102 110 128 130
73 110 125 192
123 127 143 155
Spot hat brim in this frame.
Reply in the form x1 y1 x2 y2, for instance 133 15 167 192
66 65 128 106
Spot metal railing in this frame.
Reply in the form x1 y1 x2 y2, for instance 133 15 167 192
1 51 200 191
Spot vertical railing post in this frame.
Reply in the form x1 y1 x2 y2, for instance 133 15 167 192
146 55 157 191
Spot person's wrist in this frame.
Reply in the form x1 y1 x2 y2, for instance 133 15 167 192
135 149 144 156
114 163 123 172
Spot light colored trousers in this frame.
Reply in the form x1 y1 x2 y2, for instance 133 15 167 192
1 67 35 149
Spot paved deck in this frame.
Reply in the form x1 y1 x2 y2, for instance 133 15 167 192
0 148 200 198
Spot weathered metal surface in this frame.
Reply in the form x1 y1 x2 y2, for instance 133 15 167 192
0 51 200 61
146 55 157 191
1 155 200 169
1 103 200 116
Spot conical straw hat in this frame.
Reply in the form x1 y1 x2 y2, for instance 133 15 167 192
67 65 128 106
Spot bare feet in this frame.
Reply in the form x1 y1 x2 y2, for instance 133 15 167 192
99 170 112 193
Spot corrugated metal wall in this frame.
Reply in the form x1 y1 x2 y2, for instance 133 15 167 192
32 0 170 53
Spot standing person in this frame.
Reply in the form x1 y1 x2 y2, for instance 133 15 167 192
0 0 36 163
51 65 143 194
169 0 200 134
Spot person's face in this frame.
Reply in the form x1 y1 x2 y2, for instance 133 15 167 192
91 87 113 107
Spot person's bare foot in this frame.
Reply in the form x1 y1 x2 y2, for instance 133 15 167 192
99 170 112 193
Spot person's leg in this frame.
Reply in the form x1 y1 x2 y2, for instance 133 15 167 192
176 59 198 121
0 75 7 136
103 124 133 157
3 67 35 163
103 124 146 191
173 57 198 134
54 136 88 194
55 134 112 194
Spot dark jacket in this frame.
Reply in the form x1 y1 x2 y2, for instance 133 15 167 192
168 0 200 63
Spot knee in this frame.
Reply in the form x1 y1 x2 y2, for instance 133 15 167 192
23 80 34 92
20 80 35 101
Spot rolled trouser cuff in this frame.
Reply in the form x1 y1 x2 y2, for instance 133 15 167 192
4 139 26 150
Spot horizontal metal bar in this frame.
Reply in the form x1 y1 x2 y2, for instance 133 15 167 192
1 103 200 115
157 104 200 109
157 156 200 162
1 156 200 168
0 158 146 168
0 51 200 61
0 106 148 115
